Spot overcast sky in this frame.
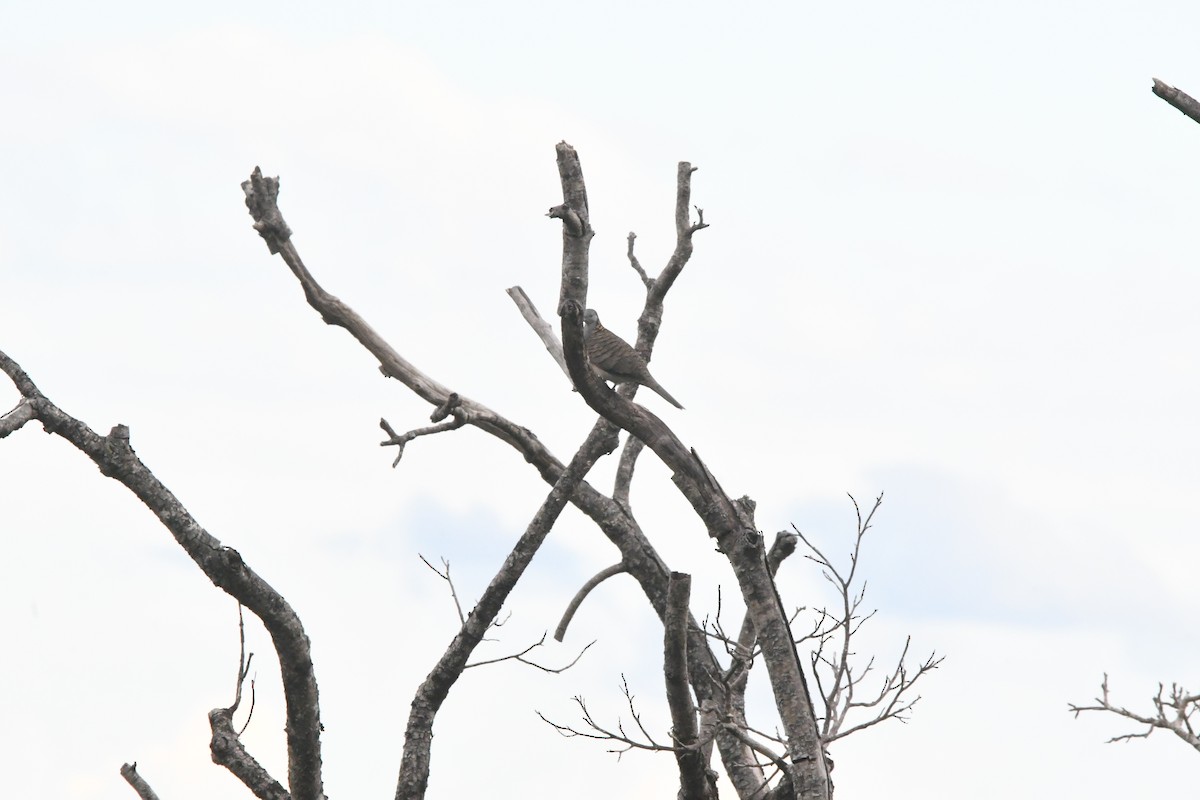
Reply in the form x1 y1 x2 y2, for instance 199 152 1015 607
2 2 1199 798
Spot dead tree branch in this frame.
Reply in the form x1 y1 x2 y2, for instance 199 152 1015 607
209 699 286 800
0 349 321 800
613 434 646 514
665 572 718 800
1152 78 1200 126
466 633 595 673
0 397 35 436
626 232 651 288
721 724 791 787
555 563 629 642
380 394 467 467
539 676 674 757
228 604 258 736
1070 674 1200 752
418 555 467 626
718 531 800 797
419 553 593 672
119 763 161 800
506 286 570 379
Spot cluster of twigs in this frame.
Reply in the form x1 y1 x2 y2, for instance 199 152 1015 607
1070 675 1200 753
545 494 941 796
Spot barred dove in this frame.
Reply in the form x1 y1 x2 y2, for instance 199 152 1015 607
582 309 684 409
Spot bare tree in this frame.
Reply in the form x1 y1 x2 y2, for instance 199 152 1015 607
0 143 938 800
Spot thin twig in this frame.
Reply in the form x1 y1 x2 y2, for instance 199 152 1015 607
466 632 596 673
418 555 466 625
538 677 677 758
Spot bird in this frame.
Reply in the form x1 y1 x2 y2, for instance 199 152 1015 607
582 309 684 409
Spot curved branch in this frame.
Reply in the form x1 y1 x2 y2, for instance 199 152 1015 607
554 563 628 642
0 349 323 800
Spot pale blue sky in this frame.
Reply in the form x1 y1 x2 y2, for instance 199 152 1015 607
2 2 1199 798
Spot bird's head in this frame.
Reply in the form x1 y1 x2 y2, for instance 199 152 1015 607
583 308 600 337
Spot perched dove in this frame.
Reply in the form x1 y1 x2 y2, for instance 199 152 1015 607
582 309 684 409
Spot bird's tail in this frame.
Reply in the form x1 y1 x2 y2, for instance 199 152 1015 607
647 379 684 410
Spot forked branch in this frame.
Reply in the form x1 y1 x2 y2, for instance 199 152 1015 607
1070 674 1200 752
380 394 467 467
538 676 674 757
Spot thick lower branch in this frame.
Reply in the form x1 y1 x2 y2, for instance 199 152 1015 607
0 350 323 800
209 708 290 800
665 573 716 800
